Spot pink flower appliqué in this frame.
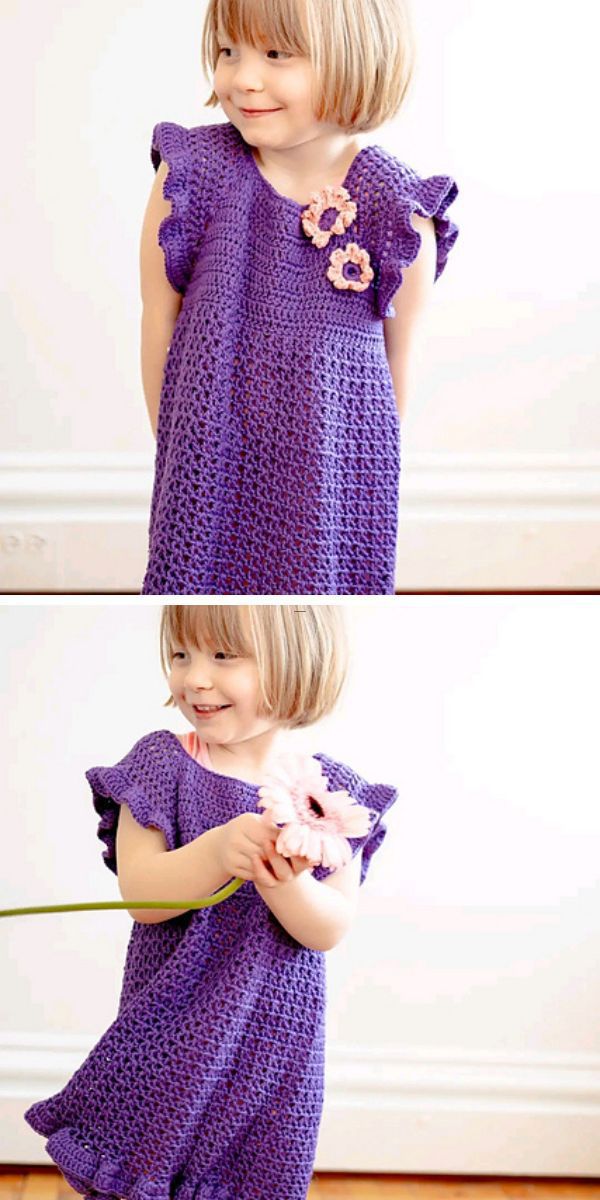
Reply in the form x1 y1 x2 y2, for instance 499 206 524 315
327 242 374 292
257 752 374 871
301 184 357 249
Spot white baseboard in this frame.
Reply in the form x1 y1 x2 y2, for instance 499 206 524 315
5 1033 600 1174
1 452 599 592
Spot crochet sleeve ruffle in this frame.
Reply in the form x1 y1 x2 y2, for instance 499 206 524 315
150 121 200 295
85 731 180 876
374 162 460 319
311 758 399 887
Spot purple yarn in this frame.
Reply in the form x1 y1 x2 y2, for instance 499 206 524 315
140 120 459 594
24 729 398 1200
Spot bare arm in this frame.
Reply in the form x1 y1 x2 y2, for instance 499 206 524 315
140 312 177 439
254 850 363 951
139 159 183 437
383 213 437 421
116 802 230 924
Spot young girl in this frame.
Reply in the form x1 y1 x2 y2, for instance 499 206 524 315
139 0 459 596
24 604 398 1200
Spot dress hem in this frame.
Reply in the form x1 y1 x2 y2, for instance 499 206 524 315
22 1115 225 1200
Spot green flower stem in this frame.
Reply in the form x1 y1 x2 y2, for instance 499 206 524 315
0 876 245 919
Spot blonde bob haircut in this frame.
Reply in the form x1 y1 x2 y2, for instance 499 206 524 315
160 604 349 730
201 0 416 134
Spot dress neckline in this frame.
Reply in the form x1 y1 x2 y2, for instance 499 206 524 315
166 729 262 792
239 126 370 211
165 728 326 794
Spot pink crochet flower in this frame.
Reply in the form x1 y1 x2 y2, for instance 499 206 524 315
327 243 374 292
257 752 374 871
301 184 357 249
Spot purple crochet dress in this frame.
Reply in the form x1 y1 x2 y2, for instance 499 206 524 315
23 729 398 1200
140 119 459 596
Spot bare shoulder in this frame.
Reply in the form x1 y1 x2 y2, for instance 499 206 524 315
115 803 168 889
383 213 437 363
409 211 436 233
145 158 173 225
406 212 437 272
139 159 183 316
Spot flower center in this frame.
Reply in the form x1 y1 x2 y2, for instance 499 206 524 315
307 795 325 819
320 206 339 231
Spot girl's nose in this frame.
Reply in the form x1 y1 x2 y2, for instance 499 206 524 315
183 660 214 690
186 676 213 692
231 59 265 90
234 76 265 95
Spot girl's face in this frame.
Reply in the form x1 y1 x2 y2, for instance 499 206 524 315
167 630 279 749
213 27 331 150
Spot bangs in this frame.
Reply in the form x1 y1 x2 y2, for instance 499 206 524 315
160 605 254 673
214 0 310 57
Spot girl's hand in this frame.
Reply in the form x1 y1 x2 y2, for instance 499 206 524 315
217 813 281 881
251 836 318 889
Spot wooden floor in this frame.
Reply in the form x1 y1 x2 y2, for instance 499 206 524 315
2 1168 600 1200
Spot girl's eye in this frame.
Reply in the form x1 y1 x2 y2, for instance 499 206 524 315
171 648 236 661
217 46 291 60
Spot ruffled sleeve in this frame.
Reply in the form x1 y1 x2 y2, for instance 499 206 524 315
85 730 181 876
311 754 399 887
374 159 459 320
150 121 208 295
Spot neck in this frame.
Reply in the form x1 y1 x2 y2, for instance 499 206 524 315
252 131 362 180
207 725 288 779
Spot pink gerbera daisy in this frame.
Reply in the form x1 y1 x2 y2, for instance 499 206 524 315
257 753 374 871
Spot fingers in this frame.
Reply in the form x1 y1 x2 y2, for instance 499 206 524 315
248 828 279 854
241 828 314 888
251 853 279 888
253 841 295 885
236 840 316 885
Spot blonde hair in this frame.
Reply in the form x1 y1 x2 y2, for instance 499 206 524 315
160 604 348 729
200 0 416 133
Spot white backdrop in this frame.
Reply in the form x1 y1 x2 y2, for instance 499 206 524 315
2 597 599 1173
0 1 599 589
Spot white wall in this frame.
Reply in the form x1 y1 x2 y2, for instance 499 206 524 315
1 1 599 589
3 598 599 1173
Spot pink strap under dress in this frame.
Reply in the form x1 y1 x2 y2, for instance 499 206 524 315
177 730 213 769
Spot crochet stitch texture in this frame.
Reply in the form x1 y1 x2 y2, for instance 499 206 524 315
140 120 459 595
23 729 398 1200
